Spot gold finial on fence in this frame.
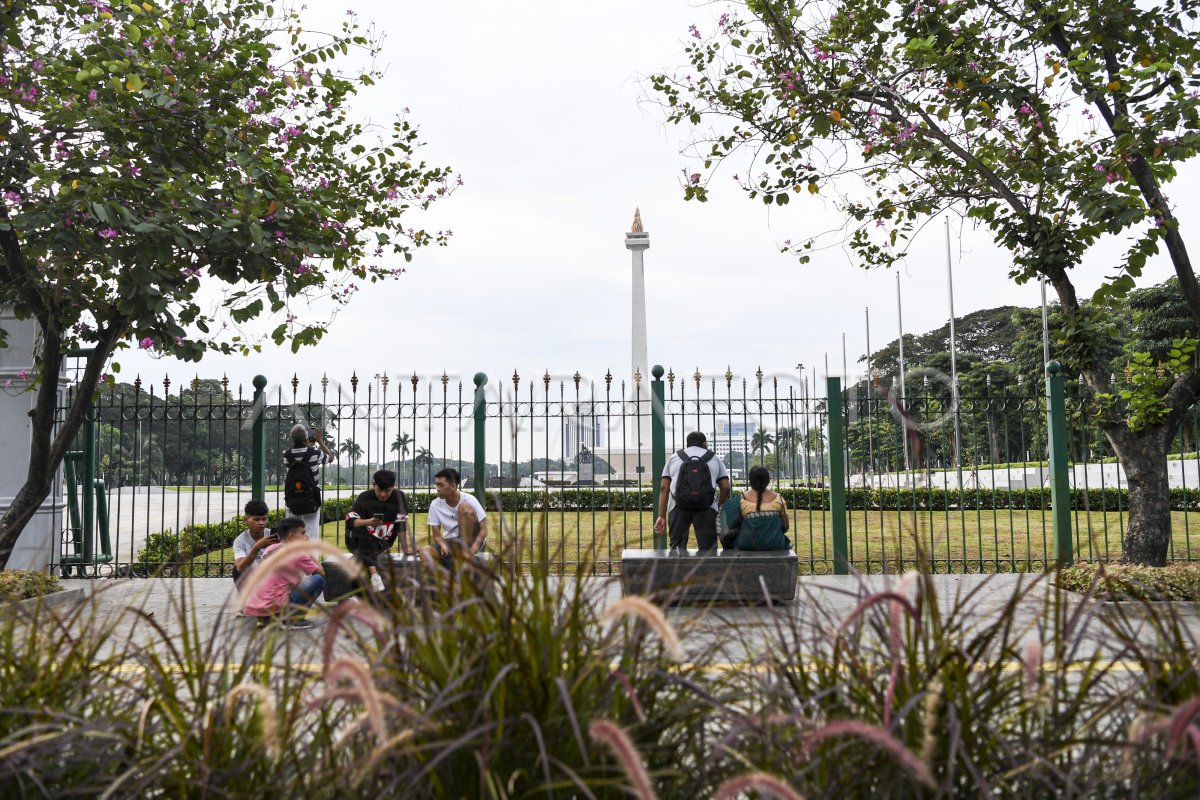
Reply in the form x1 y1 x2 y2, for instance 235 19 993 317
604 369 612 390
411 372 419 391
191 375 200 393
694 367 702 389
163 375 170 394
573 371 581 390
291 373 299 393
222 374 229 392
321 373 329 391
441 372 449 388
634 367 642 387
512 369 520 390
351 373 359 393
543 369 551 391
755 366 763 388
725 366 733 388
667 367 675 389
381 374 389 392
134 375 142 392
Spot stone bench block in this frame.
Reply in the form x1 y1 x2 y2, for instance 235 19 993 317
619 548 797 604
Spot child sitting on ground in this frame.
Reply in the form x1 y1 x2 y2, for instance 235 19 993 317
242 515 326 629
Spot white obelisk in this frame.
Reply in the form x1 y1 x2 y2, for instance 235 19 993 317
626 208 650 388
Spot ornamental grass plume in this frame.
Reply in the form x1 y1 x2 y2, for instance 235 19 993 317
1023 641 1043 698
1166 697 1200 766
322 601 386 675
601 595 684 662
234 539 361 611
712 771 806 800
320 657 388 745
803 720 937 790
920 678 943 766
588 719 657 800
222 682 279 758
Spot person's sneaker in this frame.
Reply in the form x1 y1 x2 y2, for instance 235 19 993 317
668 546 685 557
281 615 314 630
370 573 385 592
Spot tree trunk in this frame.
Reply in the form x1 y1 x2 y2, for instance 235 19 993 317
1108 425 1174 566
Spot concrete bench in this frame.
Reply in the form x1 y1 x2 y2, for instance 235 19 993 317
619 548 798 604
323 551 495 602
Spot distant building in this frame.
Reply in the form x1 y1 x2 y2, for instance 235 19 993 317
563 408 604 457
709 419 755 458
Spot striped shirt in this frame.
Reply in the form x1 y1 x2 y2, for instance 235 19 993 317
284 445 328 479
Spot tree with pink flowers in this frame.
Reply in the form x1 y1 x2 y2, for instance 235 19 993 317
652 0 1200 564
0 0 455 566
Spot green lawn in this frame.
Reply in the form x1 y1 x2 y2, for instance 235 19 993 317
185 508 1200 575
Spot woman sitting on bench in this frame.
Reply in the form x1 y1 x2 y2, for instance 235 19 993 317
718 466 790 551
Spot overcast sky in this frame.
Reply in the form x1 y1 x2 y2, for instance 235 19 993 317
107 0 1196 401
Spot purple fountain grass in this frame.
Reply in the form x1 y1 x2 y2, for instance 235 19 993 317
712 771 806 800
836 591 919 636
1166 698 1200 766
601 596 684 662
1023 641 1042 698
607 669 647 722
235 539 363 611
803 720 937 790
322 601 387 674
588 719 657 800
321 657 388 744
222 682 279 758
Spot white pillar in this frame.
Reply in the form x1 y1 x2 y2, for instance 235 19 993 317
625 209 651 471
0 309 63 571
626 208 650 387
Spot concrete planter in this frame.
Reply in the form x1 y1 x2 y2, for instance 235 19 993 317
0 587 86 617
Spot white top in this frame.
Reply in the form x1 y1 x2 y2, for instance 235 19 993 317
232 528 270 584
427 493 487 541
662 446 730 512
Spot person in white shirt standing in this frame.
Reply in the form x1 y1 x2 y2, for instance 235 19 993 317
426 467 488 568
653 431 731 555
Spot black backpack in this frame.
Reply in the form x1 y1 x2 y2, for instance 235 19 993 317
673 449 716 511
284 457 321 514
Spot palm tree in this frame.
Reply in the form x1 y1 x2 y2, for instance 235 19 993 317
775 426 802 480
414 447 434 486
391 432 413 463
339 439 363 470
750 428 774 465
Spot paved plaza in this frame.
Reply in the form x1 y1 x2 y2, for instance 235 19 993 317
32 572 1200 668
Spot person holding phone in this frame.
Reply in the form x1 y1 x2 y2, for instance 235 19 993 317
232 499 275 586
344 469 410 592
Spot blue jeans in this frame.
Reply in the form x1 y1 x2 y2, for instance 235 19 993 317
288 574 325 608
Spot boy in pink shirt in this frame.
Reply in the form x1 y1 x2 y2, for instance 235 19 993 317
243 516 326 629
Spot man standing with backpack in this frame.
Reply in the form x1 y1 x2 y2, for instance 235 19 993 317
653 431 731 555
284 424 333 540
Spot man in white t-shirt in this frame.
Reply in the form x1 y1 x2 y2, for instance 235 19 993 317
232 499 276 585
653 431 731 554
426 467 487 568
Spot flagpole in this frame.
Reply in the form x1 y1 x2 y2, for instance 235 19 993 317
896 271 910 471
945 217 962 490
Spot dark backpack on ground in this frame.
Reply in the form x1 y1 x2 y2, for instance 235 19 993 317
673 449 716 511
284 458 321 514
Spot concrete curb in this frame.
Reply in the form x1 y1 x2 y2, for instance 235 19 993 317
1 587 86 615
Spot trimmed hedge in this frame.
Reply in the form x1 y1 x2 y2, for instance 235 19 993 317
139 486 1200 568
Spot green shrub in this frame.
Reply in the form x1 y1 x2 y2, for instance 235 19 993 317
0 570 61 601
1058 560 1200 601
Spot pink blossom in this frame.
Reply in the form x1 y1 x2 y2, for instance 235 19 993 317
2 190 20 203
1018 103 1032 115
139 337 154 349
87 90 98 102
688 23 701 39
98 227 118 239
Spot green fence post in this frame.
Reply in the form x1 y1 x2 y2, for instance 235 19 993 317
651 365 666 550
473 372 488 506
827 377 849 575
81 403 96 566
1045 361 1074 567
251 375 267 500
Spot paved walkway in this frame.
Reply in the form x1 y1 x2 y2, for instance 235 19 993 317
33 572 1196 669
